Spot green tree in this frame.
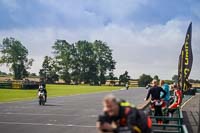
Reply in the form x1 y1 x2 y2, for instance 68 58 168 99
0 71 7 76
172 74 178 83
153 75 159 81
39 56 59 83
93 40 116 84
51 39 116 85
164 80 174 85
119 71 130 85
70 44 81 84
0 37 33 80
29 73 37 77
52 40 72 84
76 40 96 84
138 74 153 87
106 72 115 80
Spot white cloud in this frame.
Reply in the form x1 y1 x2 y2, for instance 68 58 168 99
36 0 150 28
0 19 199 80
89 19 200 79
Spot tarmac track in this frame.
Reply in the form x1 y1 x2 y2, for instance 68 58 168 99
0 88 148 133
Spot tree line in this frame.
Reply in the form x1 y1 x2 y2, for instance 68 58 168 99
0 37 117 85
1 37 200 86
39 40 116 85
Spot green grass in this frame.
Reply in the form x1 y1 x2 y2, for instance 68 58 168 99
0 84 121 102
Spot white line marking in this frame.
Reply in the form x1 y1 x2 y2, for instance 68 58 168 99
0 89 121 104
0 121 96 128
181 95 195 109
0 106 100 111
0 112 79 117
0 112 98 117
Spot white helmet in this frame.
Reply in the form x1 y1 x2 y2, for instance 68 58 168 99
39 85 43 89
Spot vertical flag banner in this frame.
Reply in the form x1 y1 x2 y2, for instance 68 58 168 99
178 22 193 92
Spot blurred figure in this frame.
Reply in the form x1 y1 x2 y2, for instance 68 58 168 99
125 83 129 90
160 80 170 106
145 80 166 124
168 84 182 117
145 83 152 90
145 80 166 101
96 94 152 133
38 84 47 102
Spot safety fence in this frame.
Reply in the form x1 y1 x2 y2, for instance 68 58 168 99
150 108 188 133
0 81 39 89
141 95 194 133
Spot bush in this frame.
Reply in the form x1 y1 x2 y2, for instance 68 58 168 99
0 82 12 88
22 84 39 89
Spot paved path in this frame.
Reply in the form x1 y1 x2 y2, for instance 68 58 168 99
182 93 200 133
0 88 149 133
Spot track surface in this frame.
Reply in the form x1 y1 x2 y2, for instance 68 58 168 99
0 88 148 133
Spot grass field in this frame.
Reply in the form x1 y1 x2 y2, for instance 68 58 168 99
0 84 121 102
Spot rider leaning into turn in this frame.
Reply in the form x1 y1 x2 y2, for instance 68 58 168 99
96 94 152 133
145 79 167 124
38 84 47 102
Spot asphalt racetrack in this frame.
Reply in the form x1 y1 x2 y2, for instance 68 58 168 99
0 88 148 133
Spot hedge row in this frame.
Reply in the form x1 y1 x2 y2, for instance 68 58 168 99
0 82 12 88
0 82 39 89
22 84 39 89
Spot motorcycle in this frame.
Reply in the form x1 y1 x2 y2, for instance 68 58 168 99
38 91 45 105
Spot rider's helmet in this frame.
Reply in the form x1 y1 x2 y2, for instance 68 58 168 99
39 85 43 89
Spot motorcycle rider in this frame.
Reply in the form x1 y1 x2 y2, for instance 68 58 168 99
145 80 167 124
125 83 129 90
96 94 152 133
38 84 47 102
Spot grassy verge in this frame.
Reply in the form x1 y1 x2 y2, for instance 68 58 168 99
0 84 121 102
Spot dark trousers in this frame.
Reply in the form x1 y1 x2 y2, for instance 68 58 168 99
45 95 47 102
155 106 163 122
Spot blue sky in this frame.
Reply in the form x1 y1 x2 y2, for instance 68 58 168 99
0 0 200 80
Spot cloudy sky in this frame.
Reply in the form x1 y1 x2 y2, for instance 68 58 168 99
0 0 200 80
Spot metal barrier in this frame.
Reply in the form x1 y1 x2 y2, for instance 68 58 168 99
145 100 190 133
196 88 200 93
150 108 187 133
152 125 188 133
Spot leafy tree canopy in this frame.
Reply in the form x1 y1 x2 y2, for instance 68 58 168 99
0 37 33 80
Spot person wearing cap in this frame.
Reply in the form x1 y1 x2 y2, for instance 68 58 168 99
96 94 152 133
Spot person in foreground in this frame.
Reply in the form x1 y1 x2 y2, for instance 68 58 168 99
96 94 152 133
